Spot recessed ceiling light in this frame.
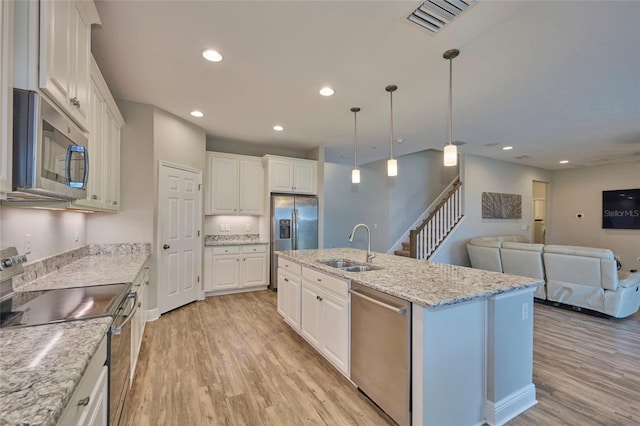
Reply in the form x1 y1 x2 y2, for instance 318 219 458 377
273 125 284 132
190 110 204 118
502 146 513 150
559 160 569 164
202 49 223 62
319 87 334 97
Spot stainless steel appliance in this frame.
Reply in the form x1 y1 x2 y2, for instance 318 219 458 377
109 290 137 426
9 89 88 201
350 282 412 425
270 194 318 289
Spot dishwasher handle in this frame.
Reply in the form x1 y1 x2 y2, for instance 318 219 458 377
349 289 407 315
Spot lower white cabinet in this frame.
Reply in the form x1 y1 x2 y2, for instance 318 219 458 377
58 336 108 426
280 262 350 377
300 270 350 376
131 267 149 382
278 267 301 331
204 245 267 294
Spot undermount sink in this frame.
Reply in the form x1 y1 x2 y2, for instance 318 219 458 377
316 258 381 273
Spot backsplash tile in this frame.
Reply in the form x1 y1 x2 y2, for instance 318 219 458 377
12 246 89 289
89 243 151 255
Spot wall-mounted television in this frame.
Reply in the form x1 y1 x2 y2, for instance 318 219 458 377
602 188 640 229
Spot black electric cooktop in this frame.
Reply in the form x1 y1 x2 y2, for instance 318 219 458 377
0 283 130 329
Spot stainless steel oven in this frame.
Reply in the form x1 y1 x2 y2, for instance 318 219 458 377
10 89 88 201
108 291 138 426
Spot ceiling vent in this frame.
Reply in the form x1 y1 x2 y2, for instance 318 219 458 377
407 0 477 34
514 155 531 160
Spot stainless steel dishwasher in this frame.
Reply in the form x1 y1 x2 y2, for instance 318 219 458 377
350 282 411 426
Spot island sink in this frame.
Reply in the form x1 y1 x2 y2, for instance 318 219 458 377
316 258 381 272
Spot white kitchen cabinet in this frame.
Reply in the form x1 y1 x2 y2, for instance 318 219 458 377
73 56 123 211
131 266 149 383
204 245 268 293
0 0 13 197
58 336 108 426
241 246 267 287
277 260 302 331
205 152 264 215
265 155 317 195
39 0 99 130
300 267 349 376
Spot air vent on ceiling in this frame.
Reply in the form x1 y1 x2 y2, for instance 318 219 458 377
514 155 531 160
408 0 477 34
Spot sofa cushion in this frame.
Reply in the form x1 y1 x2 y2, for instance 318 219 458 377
500 243 546 299
467 244 503 272
544 245 614 260
619 271 640 288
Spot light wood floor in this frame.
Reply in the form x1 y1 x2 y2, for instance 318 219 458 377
122 291 640 426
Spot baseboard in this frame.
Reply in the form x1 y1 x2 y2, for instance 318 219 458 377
485 384 537 426
204 286 268 297
146 307 160 322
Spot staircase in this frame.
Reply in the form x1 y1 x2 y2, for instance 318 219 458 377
394 179 463 260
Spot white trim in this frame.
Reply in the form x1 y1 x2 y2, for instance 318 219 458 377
388 175 460 254
146 307 160 322
158 160 202 174
411 306 424 426
485 383 537 426
204 286 268 297
428 215 466 259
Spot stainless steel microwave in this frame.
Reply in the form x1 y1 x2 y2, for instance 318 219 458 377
11 89 88 201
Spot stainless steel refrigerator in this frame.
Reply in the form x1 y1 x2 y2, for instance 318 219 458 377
270 194 318 289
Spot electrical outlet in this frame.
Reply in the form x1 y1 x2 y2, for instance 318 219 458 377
75 230 79 242
25 234 32 255
219 224 225 232
637 257 640 264
245 223 251 232
521 302 529 320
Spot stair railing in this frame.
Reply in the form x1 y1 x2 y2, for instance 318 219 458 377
410 179 463 259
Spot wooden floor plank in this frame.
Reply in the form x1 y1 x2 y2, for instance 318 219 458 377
122 290 640 426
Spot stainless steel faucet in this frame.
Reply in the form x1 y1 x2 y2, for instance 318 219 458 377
348 223 376 263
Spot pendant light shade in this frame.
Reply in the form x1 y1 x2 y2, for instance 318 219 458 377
351 107 361 184
386 85 398 177
443 49 459 167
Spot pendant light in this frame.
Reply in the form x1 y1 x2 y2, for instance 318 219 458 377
386 85 398 176
443 49 459 167
351 107 361 184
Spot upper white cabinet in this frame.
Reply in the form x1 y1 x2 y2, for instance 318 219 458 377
73 56 123 212
39 0 100 130
205 152 264 215
265 155 317 194
0 0 14 197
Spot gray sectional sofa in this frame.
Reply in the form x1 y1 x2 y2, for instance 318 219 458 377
467 235 640 318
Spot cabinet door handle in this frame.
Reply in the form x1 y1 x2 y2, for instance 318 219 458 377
284 278 289 282
91 194 97 200
77 396 90 406
317 278 322 282
163 244 170 250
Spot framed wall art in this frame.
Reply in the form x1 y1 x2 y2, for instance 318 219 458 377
482 192 522 219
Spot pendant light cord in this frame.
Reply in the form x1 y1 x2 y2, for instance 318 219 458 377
449 56 453 147
389 90 394 159
353 110 358 168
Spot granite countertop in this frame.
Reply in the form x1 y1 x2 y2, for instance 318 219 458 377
1 245 150 425
277 248 543 308
16 252 149 292
204 234 268 247
0 318 112 426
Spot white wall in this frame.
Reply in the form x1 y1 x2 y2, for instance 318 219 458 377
206 136 307 158
204 215 260 235
0 206 86 260
432 155 553 266
87 100 154 244
548 161 640 269
323 150 456 252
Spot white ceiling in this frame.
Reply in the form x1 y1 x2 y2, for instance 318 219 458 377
91 0 640 170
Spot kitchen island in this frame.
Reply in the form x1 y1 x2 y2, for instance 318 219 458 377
277 248 543 426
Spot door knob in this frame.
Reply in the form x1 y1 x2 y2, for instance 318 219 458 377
163 244 170 250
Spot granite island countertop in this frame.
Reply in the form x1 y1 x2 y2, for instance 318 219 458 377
277 248 543 308
1 245 150 425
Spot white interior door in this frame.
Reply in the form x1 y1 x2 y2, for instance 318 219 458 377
158 162 202 314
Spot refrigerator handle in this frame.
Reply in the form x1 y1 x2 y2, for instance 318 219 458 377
292 209 298 250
